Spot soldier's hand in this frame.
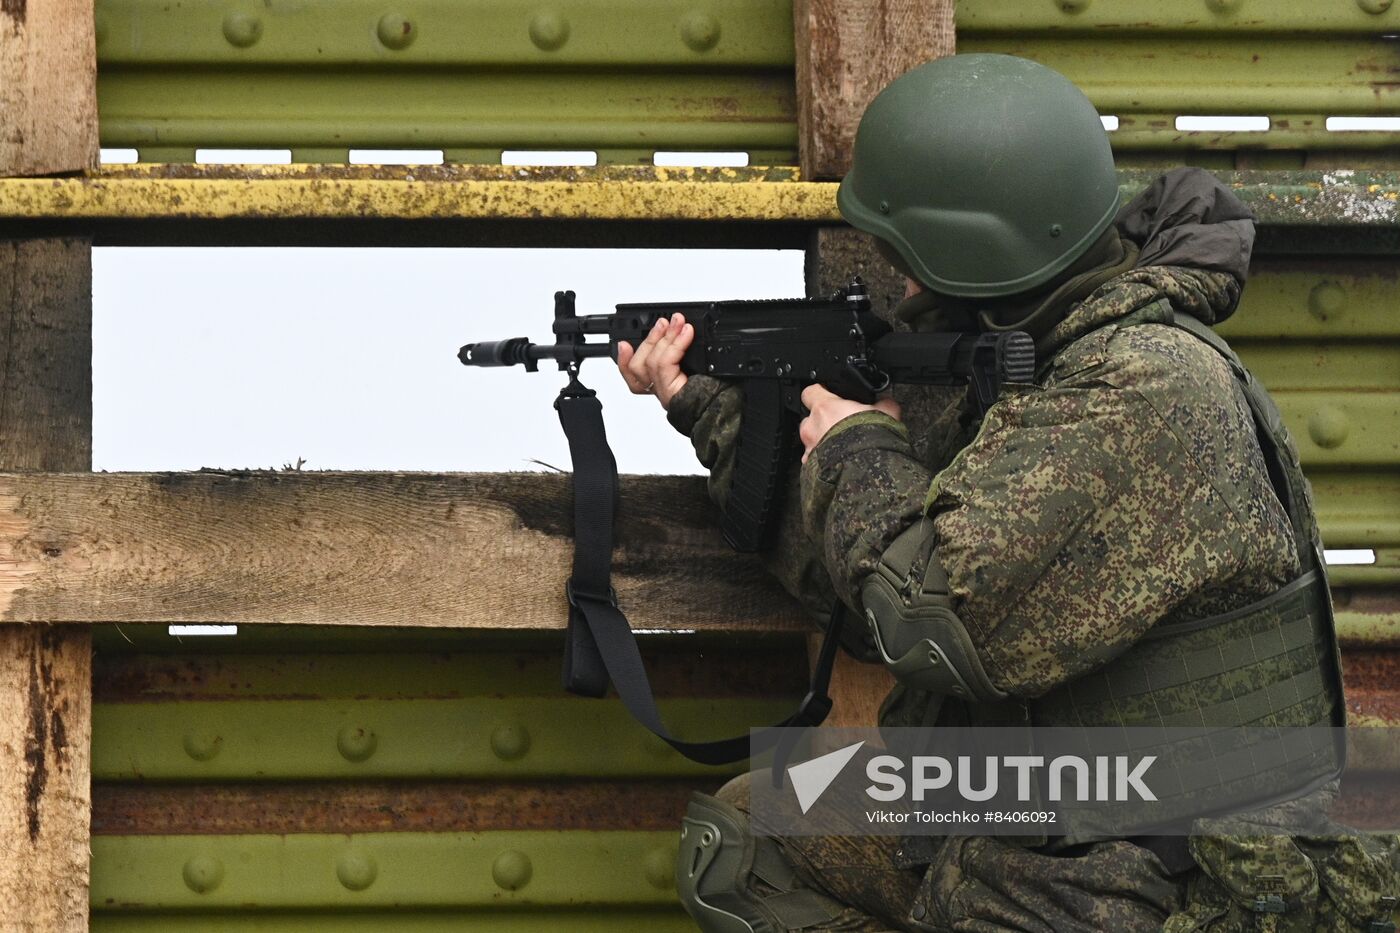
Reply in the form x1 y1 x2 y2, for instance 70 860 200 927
799 384 902 463
616 313 694 410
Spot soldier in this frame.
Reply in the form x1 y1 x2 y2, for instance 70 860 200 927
617 54 1397 932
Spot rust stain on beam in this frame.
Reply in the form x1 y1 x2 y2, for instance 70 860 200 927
91 642 809 703
1343 648 1400 726
1332 774 1400 832
90 780 713 835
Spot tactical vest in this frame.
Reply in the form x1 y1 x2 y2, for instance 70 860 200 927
881 310 1348 850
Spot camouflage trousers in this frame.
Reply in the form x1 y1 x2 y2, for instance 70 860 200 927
715 773 1400 933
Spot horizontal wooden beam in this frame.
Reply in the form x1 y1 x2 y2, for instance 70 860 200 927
0 471 803 632
0 469 1392 638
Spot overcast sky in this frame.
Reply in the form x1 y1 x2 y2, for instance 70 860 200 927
92 247 804 475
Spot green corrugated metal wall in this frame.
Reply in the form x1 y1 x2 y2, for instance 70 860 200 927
90 628 805 930
88 1 1399 928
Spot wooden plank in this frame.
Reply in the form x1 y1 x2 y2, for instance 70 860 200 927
793 0 955 179
0 0 98 176
0 627 90 927
0 472 806 632
0 239 93 930
0 240 91 468
811 635 896 729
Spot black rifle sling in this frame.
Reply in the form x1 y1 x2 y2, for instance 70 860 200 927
554 376 841 766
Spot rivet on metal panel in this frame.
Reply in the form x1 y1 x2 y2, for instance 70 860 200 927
182 855 225 894
1308 406 1351 450
182 732 222 762
1308 282 1349 322
376 14 416 50
490 723 532 761
1056 0 1092 12
1357 0 1393 14
335 849 379 891
492 850 533 890
680 11 721 52
528 11 570 51
1204 0 1242 11
336 724 378 762
643 845 677 890
221 12 263 48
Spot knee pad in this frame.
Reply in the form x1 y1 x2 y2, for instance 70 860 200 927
677 793 770 933
676 793 846 933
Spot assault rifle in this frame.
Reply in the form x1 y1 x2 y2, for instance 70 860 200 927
460 278 1033 551
457 277 1033 765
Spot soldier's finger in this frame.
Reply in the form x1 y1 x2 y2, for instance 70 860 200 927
628 318 667 386
615 342 650 394
801 383 838 411
655 323 694 402
646 314 683 382
658 315 691 367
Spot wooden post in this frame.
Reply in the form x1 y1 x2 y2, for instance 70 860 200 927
0 241 94 931
793 0 954 181
0 0 98 176
1 0 98 928
796 0 956 727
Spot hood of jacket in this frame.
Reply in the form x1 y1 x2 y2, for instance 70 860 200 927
895 167 1257 359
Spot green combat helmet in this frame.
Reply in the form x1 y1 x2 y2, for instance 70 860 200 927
837 53 1119 298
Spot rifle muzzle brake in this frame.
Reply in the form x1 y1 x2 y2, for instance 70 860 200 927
459 338 532 367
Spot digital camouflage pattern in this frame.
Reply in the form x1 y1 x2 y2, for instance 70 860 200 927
668 267 1300 696
664 169 1400 930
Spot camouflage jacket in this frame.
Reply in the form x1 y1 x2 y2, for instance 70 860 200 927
666 170 1299 700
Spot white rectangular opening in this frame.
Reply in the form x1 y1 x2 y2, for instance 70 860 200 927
501 150 599 167
168 624 239 636
1174 116 1270 132
653 151 750 167
195 149 293 165
1326 117 1400 132
349 149 445 165
93 247 804 475
1099 116 1120 132
1324 548 1377 566
100 148 139 164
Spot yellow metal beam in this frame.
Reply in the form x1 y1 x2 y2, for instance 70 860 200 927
1 166 1397 234
0 164 835 223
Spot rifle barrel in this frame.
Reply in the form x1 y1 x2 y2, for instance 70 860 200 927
458 337 612 368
